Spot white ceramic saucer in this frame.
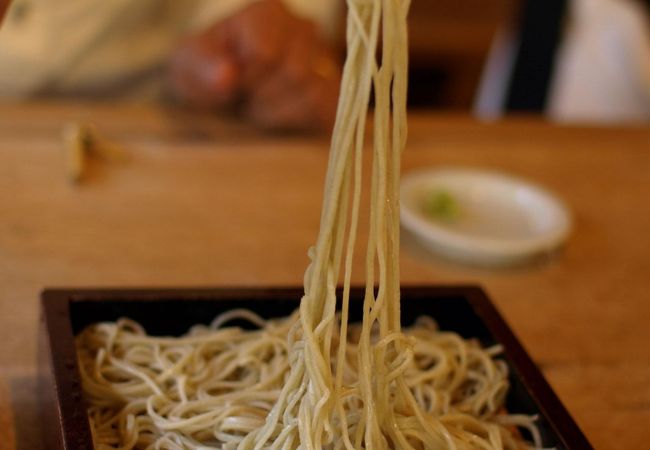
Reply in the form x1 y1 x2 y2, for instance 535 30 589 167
400 167 572 266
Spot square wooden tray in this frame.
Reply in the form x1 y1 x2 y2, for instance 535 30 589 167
39 286 592 449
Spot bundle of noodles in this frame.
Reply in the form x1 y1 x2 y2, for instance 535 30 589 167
76 0 543 448
78 313 541 449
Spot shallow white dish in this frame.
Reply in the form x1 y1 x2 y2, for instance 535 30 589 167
400 167 572 266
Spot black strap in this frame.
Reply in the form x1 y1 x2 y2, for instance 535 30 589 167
505 0 568 112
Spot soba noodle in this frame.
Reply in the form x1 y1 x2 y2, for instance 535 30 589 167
76 0 543 448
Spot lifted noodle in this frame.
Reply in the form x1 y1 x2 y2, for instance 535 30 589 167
77 0 542 448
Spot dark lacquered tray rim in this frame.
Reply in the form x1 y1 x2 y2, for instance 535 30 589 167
39 285 593 450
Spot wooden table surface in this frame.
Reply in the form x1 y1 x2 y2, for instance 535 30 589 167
0 102 648 449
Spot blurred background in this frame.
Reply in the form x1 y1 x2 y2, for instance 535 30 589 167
395 0 513 109
0 0 648 130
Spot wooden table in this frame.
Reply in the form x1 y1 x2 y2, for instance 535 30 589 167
0 102 648 449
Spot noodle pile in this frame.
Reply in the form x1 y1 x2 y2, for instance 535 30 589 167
77 0 543 448
78 312 540 449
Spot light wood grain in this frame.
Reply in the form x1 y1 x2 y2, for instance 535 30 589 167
0 102 648 449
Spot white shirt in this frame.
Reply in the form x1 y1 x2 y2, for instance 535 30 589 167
549 0 650 123
476 0 650 124
0 0 337 100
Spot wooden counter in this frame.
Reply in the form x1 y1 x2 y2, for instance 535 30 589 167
0 102 648 449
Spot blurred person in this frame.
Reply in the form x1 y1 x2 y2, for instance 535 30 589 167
0 0 342 131
548 0 650 122
476 0 650 123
